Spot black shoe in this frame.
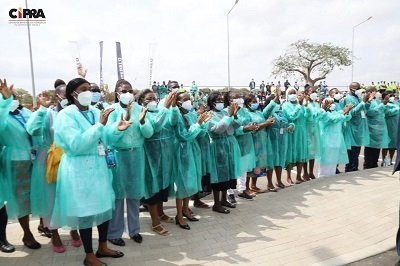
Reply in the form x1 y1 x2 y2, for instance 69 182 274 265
228 194 237 204
0 240 15 253
183 212 199 222
238 191 253 200
95 250 124 258
22 238 41 249
130 234 142 244
38 225 52 238
175 216 190 230
108 238 125 247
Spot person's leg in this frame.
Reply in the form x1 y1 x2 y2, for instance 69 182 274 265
182 197 195 219
309 159 316 179
389 149 396 164
80 227 103 266
345 149 353 172
175 198 187 226
149 203 168 235
275 167 285 187
18 215 40 248
354 146 361 170
371 148 380 168
382 149 388 166
364 147 373 169
0 205 14 253
286 164 293 185
302 162 310 181
107 199 125 241
126 199 140 238
295 162 304 183
97 221 123 257
38 217 52 238
266 170 276 191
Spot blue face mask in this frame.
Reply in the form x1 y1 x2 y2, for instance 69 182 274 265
91 92 101 103
250 103 259 110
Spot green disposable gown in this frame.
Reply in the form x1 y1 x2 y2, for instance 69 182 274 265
384 102 400 149
247 109 268 168
208 110 241 184
343 94 370 147
306 101 321 160
282 101 309 163
25 106 57 218
234 107 256 172
50 105 117 230
174 111 205 198
143 107 178 198
106 102 153 200
365 99 390 148
318 110 351 166
264 102 292 169
158 85 168 100
0 95 33 219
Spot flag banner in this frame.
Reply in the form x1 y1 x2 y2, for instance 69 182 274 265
116 42 124 80
99 41 104 90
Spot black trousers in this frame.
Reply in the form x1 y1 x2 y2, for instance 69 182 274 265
0 206 7 241
345 146 361 172
79 221 109 254
363 147 380 169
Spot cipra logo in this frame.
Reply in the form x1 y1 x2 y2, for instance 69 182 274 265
8 7 46 26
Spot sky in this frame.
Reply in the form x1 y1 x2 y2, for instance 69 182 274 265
0 0 399 96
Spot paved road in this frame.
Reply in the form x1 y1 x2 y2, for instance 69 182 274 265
0 167 398 266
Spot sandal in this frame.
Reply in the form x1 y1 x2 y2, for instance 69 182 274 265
152 224 169 236
159 214 174 223
276 183 286 189
212 206 230 214
267 187 278 192
250 187 266 193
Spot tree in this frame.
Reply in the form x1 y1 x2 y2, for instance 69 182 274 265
13 88 33 107
272 39 351 86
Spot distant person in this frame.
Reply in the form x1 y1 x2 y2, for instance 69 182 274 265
284 79 291 91
191 81 198 97
151 81 158 96
259 81 265 93
294 81 299 90
249 79 256 90
276 81 281 90
266 82 271 95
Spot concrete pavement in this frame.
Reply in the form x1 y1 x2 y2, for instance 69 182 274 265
0 167 398 266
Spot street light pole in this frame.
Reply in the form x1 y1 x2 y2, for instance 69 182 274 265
351 16 372 82
25 0 36 108
227 0 239 90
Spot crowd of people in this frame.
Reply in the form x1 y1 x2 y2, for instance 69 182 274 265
0 73 399 266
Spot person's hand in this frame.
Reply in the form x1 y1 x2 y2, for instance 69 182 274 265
322 100 332 111
164 91 176 108
266 117 275 126
171 93 177 107
228 102 239 117
197 111 212 125
244 123 259 132
125 104 132 121
383 95 390 105
139 107 148 125
38 94 52 108
287 124 294 133
343 104 354 115
0 78 13 99
77 63 87 78
367 91 376 102
197 104 207 115
118 113 132 131
100 108 114 125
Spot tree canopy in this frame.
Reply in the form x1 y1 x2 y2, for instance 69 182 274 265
272 39 351 86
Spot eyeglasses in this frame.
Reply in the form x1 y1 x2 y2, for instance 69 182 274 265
120 90 134 94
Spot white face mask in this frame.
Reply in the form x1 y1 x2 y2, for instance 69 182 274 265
375 92 382 100
287 94 297 102
334 93 342 101
310 93 318 101
91 92 101 103
355 90 364 98
329 104 336 111
119 93 134 105
75 91 92 107
10 100 19 112
233 98 244 108
389 97 395 103
181 100 193 111
59 99 68 109
146 101 158 111
215 103 224 111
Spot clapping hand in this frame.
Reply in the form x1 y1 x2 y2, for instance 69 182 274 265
139 107 148 125
100 108 114 126
197 111 212 125
0 78 13 99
